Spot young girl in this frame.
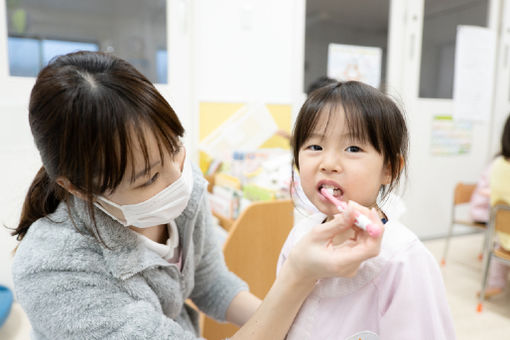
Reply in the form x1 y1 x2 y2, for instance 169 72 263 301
278 81 456 339
11 51 383 340
481 114 510 298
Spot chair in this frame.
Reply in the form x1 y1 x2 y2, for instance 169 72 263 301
441 182 487 265
477 200 510 312
200 200 294 340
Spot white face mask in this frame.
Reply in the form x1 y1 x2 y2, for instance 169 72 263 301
94 156 194 228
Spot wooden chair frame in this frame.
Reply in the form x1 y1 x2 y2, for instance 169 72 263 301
200 199 294 339
477 200 510 312
442 182 487 265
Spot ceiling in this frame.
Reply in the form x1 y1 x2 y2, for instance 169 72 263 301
306 0 390 31
7 0 165 16
306 0 487 31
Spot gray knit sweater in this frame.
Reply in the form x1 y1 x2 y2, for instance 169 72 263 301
12 166 248 339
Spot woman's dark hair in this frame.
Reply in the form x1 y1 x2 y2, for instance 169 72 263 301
291 80 408 200
306 76 336 96
13 51 184 241
502 114 510 159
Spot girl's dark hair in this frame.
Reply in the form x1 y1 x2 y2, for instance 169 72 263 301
13 51 184 241
502 114 510 159
291 80 408 200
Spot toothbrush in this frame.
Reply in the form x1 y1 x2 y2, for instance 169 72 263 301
320 187 382 237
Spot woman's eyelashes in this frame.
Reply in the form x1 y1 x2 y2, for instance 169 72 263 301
141 172 160 187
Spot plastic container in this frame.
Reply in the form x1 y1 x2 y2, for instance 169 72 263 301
0 285 13 327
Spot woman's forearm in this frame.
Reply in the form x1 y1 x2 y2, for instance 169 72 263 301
230 264 315 340
226 291 262 326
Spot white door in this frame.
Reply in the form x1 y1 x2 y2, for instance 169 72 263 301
400 0 499 238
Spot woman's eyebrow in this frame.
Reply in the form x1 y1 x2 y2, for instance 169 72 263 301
131 160 161 183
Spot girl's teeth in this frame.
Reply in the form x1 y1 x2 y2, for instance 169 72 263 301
324 187 335 196
321 185 341 196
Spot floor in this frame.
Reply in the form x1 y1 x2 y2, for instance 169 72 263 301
0 232 509 339
425 232 510 339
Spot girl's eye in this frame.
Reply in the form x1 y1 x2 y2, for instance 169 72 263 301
306 144 322 151
142 172 160 187
346 146 361 153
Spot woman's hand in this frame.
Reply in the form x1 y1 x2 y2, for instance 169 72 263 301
285 201 384 283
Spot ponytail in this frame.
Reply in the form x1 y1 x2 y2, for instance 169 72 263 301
13 167 64 241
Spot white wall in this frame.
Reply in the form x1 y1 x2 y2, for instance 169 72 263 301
489 0 510 157
194 0 304 104
399 0 498 239
0 77 38 291
402 99 491 238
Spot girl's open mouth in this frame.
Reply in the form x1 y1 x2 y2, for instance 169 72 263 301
318 183 343 199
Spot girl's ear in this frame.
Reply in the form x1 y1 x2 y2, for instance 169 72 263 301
382 163 392 185
382 155 405 185
55 177 89 201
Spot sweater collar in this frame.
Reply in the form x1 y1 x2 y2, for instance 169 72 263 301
69 165 207 280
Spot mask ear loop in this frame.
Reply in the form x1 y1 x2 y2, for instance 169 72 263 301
94 197 130 226
374 191 387 222
290 168 318 217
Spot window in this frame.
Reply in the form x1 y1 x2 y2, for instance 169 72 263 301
156 49 168 84
419 0 488 98
6 0 167 83
7 37 39 77
304 0 390 91
8 37 98 77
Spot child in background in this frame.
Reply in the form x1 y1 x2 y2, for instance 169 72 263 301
483 114 510 297
469 164 492 224
278 81 455 339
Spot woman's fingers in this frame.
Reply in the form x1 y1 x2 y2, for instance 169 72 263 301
288 200 385 281
345 201 385 238
309 213 354 242
313 201 385 241
326 203 384 276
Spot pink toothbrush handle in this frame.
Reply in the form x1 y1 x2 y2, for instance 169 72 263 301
353 212 381 237
320 187 381 237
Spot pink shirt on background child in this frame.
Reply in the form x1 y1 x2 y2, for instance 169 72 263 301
277 213 456 340
469 163 493 223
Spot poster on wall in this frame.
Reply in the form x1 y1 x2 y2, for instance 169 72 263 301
453 25 496 122
327 43 382 88
431 115 473 156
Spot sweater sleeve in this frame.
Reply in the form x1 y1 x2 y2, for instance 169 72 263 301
13 268 201 340
189 193 248 321
376 242 456 340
